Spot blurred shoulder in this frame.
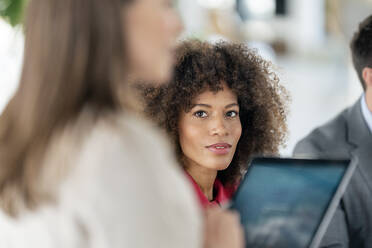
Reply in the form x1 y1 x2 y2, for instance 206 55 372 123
42 108 175 194
46 108 203 248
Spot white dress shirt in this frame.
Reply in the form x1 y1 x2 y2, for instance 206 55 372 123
360 94 372 134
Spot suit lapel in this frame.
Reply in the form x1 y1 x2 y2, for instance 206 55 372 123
347 98 372 192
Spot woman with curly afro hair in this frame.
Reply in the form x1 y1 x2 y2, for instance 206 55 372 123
142 39 289 209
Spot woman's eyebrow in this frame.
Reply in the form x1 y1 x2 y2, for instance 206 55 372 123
225 103 239 109
191 103 239 109
191 103 212 108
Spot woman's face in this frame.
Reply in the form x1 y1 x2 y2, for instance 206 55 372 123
124 0 183 83
178 84 242 172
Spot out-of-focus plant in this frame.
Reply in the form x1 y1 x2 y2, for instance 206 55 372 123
0 0 27 26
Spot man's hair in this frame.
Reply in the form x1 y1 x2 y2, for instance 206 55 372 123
350 15 372 90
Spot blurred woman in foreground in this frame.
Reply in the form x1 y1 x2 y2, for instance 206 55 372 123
0 0 243 247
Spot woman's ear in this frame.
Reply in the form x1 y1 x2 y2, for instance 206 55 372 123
362 67 372 89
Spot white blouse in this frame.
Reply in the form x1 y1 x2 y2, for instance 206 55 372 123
0 110 202 248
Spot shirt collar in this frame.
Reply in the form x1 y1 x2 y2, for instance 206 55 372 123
360 94 372 134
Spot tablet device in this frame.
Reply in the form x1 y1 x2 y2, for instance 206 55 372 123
230 157 357 248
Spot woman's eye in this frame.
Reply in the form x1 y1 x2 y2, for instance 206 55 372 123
226 111 238 118
194 111 207 118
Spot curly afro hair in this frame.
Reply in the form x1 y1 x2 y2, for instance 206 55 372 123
141 39 289 186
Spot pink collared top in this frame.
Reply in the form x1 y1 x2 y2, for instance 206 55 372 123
185 171 237 209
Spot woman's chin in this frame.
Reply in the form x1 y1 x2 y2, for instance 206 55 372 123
210 158 233 171
204 163 230 172
217 165 230 171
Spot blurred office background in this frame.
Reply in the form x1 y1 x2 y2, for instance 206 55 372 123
1 0 372 155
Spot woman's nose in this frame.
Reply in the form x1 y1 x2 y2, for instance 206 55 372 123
171 9 184 39
209 117 228 136
175 14 184 37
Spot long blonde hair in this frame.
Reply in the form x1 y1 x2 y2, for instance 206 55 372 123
0 0 131 216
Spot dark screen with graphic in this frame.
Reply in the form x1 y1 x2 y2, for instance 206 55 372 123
231 159 348 248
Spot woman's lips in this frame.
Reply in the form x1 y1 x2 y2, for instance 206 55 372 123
206 143 232 155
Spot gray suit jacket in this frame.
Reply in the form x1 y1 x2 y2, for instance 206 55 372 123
294 98 372 248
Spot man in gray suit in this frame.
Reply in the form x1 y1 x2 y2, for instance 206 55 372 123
294 15 372 248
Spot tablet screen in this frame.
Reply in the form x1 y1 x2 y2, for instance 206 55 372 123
230 158 349 248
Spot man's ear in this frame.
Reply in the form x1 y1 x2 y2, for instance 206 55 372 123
362 67 372 88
